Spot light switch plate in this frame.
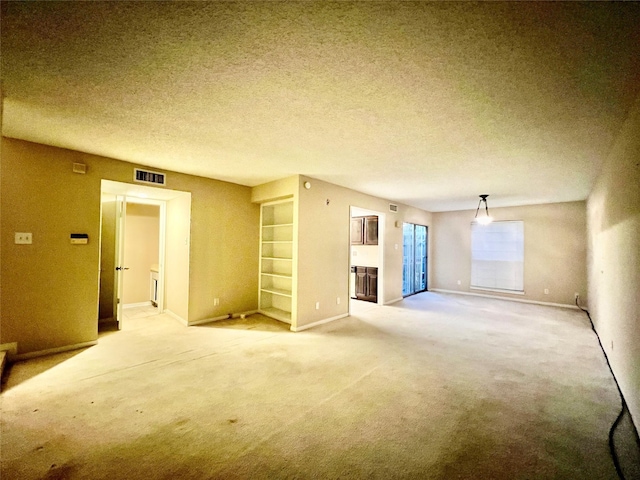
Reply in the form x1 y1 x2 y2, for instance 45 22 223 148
15 232 32 244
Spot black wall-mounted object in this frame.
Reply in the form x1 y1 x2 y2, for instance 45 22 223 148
70 233 89 244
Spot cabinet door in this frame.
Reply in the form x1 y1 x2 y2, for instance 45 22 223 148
364 216 378 245
351 218 364 245
355 267 368 299
365 267 378 302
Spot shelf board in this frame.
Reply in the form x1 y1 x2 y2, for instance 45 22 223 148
262 223 294 228
262 240 293 244
260 287 292 298
261 256 293 261
260 307 292 324
261 272 292 279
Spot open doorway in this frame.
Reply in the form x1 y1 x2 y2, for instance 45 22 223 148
98 180 191 331
349 206 385 314
402 223 428 296
121 200 161 326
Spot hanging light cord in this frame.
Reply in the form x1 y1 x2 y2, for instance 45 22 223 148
576 295 631 480
474 198 483 219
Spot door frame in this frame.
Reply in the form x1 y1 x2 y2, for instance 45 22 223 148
348 206 385 314
114 195 126 328
99 179 186 330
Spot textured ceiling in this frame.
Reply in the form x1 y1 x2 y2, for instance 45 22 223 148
2 1 639 211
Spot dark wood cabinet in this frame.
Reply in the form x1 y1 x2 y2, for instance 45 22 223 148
364 216 378 245
350 216 378 245
355 267 367 298
366 267 377 301
351 218 364 245
355 266 378 302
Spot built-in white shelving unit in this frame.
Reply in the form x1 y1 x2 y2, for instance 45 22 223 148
259 200 295 324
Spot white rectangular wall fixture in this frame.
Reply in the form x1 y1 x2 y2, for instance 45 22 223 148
15 232 32 244
72 163 87 174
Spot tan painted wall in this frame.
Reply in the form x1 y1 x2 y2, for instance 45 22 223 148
0 138 259 354
431 201 587 305
98 197 116 319
295 175 432 328
251 176 298 204
188 177 260 322
587 93 640 428
122 203 159 305
1 141 101 352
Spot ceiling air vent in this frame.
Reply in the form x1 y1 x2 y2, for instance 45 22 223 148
134 168 166 186
389 204 398 213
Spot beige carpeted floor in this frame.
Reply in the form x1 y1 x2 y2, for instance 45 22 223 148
0 292 629 479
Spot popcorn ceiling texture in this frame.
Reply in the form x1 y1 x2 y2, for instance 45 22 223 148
2 2 639 211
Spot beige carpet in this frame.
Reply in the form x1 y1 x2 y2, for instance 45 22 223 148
0 292 626 479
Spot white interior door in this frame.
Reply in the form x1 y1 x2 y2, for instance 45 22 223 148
113 196 128 329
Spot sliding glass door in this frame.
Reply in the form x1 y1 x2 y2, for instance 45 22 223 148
403 223 428 296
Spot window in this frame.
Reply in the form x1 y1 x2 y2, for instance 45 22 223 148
471 221 524 293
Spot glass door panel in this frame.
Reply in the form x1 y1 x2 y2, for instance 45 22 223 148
403 223 428 296
415 225 427 292
402 223 414 296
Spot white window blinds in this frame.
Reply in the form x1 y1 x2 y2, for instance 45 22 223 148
471 221 524 292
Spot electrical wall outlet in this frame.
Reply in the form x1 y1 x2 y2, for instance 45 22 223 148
315 302 320 310
336 297 340 305
15 232 32 244
213 298 220 306
574 293 579 300
544 288 549 295
457 280 461 285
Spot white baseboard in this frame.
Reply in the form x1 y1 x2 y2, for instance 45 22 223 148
430 289 578 309
123 301 152 309
164 309 188 326
291 313 349 332
384 297 404 305
0 342 18 356
12 341 98 362
0 351 7 376
188 310 259 326
470 286 525 295
189 314 230 326
233 310 258 319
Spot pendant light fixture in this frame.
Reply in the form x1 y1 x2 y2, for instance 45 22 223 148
474 194 493 225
